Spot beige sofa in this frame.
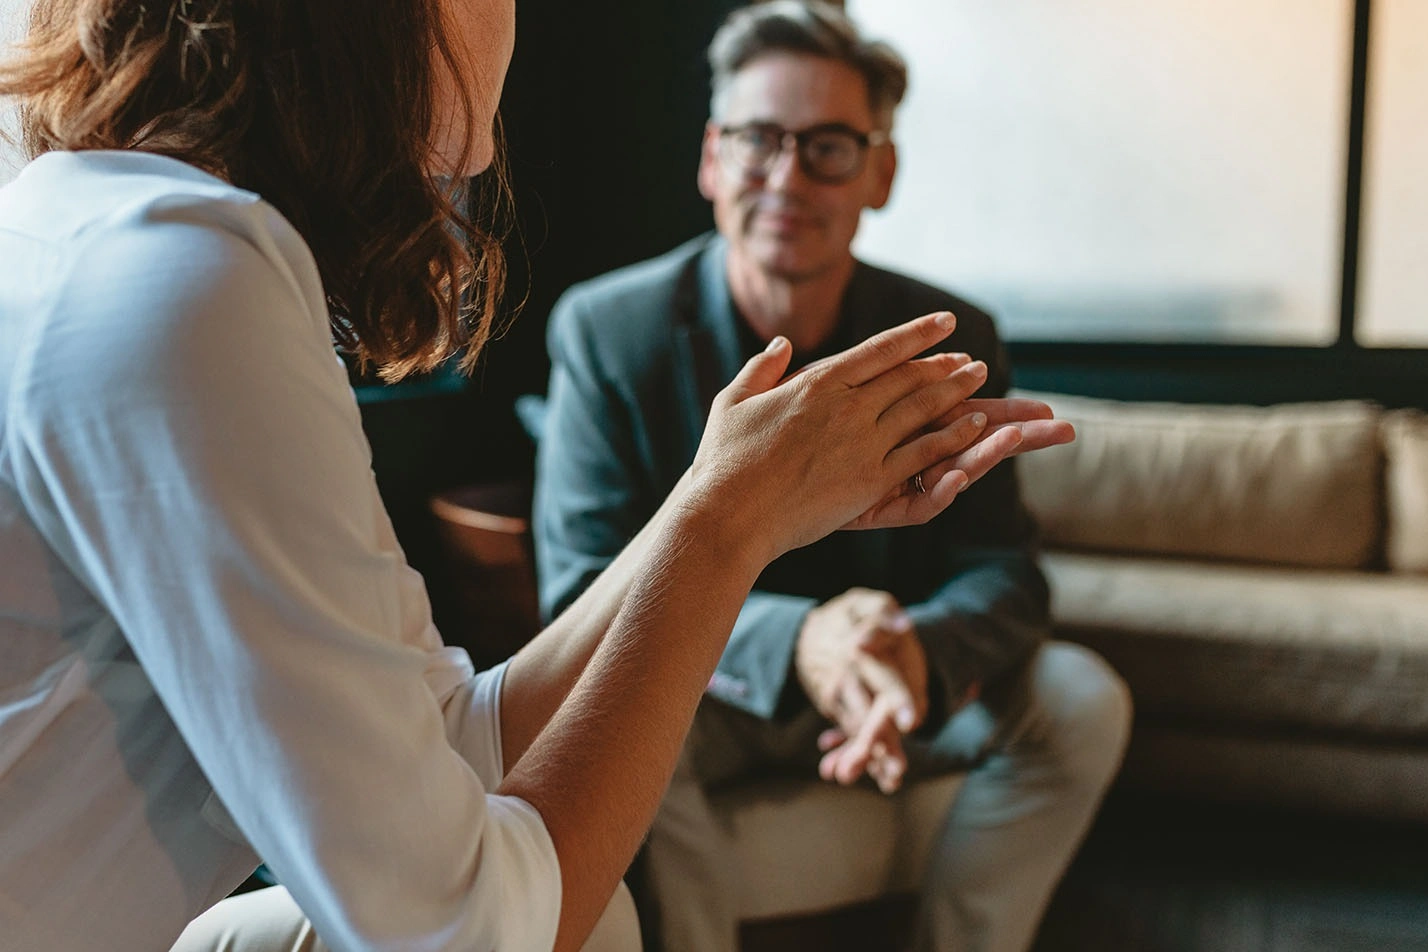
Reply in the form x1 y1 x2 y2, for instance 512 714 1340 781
1016 392 1428 821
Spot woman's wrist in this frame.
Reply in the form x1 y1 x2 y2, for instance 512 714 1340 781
668 468 773 587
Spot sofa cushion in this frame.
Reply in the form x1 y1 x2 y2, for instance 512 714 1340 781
710 773 963 921
1384 408 1428 574
1119 724 1428 822
1015 392 1383 569
1043 551 1428 737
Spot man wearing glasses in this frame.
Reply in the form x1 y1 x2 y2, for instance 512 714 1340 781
533 3 1132 951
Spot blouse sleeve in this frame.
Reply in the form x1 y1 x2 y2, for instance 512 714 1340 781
8 193 560 951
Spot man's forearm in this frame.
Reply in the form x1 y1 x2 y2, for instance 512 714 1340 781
909 555 1051 710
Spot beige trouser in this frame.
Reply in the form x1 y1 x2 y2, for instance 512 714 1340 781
645 641 1133 952
171 880 641 952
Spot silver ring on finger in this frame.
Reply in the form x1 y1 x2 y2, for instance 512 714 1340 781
912 472 927 495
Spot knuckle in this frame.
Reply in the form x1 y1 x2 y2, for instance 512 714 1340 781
796 364 824 389
904 359 944 393
860 332 903 367
891 389 939 428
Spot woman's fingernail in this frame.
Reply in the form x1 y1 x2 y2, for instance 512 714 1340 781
935 311 955 329
765 336 786 353
896 706 916 731
970 412 987 428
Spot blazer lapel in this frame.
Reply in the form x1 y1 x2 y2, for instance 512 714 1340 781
674 248 896 585
672 236 743 455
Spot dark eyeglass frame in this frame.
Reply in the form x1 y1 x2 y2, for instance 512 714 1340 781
716 121 890 184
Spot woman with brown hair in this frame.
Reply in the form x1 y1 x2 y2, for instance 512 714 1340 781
0 1 1071 950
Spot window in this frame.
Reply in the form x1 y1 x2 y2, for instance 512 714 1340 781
1357 0 1428 346
848 0 1356 345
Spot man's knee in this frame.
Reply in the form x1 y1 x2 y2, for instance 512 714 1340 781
1025 641 1133 782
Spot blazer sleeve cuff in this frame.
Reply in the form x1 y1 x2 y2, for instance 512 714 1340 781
708 591 817 720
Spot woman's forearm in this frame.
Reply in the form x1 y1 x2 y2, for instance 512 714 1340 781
497 472 695 770
497 490 763 952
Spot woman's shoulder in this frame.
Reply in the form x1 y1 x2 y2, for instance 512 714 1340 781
3 150 318 297
4 151 337 412
9 151 323 330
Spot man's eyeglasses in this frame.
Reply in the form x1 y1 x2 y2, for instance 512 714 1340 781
716 122 889 185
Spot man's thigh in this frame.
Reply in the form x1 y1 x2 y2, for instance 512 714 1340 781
685 699 830 787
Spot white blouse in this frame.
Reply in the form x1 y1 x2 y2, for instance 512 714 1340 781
0 151 560 951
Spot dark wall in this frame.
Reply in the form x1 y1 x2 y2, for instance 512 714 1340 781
359 0 744 654
470 0 745 475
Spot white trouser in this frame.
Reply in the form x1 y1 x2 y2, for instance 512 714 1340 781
170 880 641 952
644 641 1132 952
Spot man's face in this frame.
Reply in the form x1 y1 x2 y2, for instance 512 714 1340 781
699 52 895 284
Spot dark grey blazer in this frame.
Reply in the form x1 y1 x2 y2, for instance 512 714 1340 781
533 233 1050 722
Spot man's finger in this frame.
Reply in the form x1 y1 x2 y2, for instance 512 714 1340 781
828 697 908 790
818 712 908 793
818 727 848 753
928 397 1055 431
945 425 1027 485
867 743 907 794
833 674 872 735
854 655 921 733
997 419 1076 456
885 415 1019 494
819 736 906 793
840 463 969 531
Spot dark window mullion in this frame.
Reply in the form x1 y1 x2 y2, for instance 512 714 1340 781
1338 0 1373 348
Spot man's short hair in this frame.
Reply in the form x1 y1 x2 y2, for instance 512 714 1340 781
708 1 908 130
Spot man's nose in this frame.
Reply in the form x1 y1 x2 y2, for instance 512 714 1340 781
762 138 806 191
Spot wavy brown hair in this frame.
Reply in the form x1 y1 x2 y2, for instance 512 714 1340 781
0 0 512 380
